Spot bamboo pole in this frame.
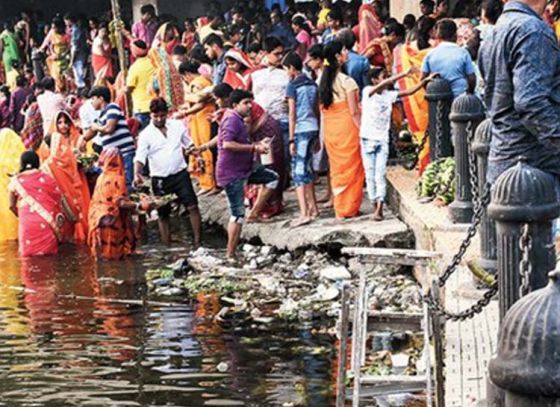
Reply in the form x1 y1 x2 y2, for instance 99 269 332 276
110 0 133 115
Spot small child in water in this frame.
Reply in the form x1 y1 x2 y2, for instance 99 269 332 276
360 66 436 220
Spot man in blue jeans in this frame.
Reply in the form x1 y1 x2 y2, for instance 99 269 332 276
215 90 279 258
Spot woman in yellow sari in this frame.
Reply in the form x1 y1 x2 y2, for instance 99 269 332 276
393 17 435 175
318 41 364 219
177 60 216 194
40 17 70 93
0 128 26 242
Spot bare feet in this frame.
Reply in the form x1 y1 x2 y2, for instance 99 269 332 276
291 216 312 228
373 202 384 221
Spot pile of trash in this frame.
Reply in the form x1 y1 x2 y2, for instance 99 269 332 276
145 244 423 325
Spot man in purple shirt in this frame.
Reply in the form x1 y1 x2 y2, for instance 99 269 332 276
214 90 279 258
131 4 158 47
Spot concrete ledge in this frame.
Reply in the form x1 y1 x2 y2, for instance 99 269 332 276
386 166 480 260
198 181 414 252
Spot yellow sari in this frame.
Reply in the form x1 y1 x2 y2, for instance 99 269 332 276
394 43 432 174
186 75 215 191
0 129 26 242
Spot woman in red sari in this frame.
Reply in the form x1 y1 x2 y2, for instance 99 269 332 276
223 48 256 91
42 112 90 243
9 151 64 256
88 148 141 260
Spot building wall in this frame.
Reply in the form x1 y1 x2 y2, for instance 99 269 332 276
390 0 420 22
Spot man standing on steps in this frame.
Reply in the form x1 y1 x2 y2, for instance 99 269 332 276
134 97 202 248
214 90 279 259
479 0 560 185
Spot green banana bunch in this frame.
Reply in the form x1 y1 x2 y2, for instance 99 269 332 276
418 157 456 205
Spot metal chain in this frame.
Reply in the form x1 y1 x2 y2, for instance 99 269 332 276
436 184 491 287
519 223 533 297
422 184 495 321
435 100 444 159
466 121 480 210
423 281 498 321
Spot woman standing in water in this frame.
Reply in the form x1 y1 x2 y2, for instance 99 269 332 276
0 128 26 242
88 148 147 260
42 111 90 243
9 151 64 256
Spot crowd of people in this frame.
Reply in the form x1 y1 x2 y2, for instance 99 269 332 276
0 0 549 260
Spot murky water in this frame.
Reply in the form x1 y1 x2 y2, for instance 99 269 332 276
0 236 337 407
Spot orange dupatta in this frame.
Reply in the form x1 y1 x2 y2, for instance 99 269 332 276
88 148 135 260
394 43 432 175
42 125 89 243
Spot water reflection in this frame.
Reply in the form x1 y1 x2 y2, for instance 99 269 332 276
0 241 336 406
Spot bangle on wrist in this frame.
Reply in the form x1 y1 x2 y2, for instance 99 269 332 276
289 139 295 144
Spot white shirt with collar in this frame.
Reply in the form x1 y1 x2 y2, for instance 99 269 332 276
134 119 192 178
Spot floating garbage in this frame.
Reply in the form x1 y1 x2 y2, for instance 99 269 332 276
144 243 422 327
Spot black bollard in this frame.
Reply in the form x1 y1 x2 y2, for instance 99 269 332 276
448 94 485 223
489 270 560 406
487 161 560 321
424 78 453 161
472 118 497 274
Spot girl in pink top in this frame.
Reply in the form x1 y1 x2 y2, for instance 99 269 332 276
292 16 314 62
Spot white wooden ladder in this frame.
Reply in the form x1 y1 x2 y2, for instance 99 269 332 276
335 247 445 407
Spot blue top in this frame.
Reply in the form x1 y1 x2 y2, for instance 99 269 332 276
268 22 296 49
421 42 475 98
213 54 226 86
479 0 560 183
97 103 136 155
286 74 319 133
70 25 88 61
345 50 370 92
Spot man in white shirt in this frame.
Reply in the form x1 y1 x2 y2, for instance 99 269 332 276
133 97 201 247
77 88 101 153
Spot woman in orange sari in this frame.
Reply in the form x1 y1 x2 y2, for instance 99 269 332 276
393 17 435 175
42 111 90 243
88 148 140 260
8 151 64 256
178 60 216 194
318 41 364 219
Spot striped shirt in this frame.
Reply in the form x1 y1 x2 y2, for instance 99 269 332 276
97 103 135 155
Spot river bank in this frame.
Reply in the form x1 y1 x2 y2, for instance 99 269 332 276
146 180 422 327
